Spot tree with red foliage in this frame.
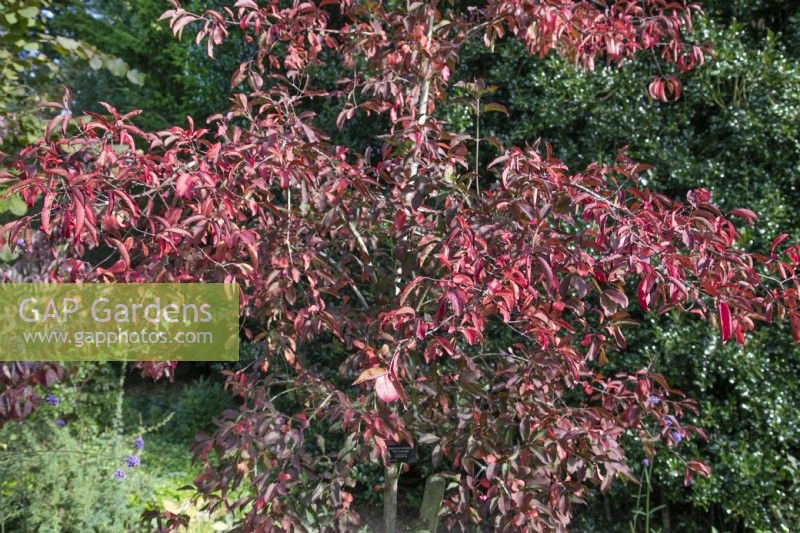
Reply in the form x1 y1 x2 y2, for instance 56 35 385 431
2 0 800 530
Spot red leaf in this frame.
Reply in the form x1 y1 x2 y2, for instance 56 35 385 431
375 374 402 403
72 195 85 241
461 327 480 345
637 277 652 311
398 277 425 307
666 76 682 102
734 322 746 346
164 227 193 238
445 290 464 316
41 191 55 236
230 63 247 89
109 238 130 269
771 233 790 255
636 378 649 398
537 256 555 292
790 312 800 344
686 460 711 476
729 208 758 224
648 77 666 102
353 366 386 385
604 288 628 308
415 320 428 340
176 173 195 198
718 302 732 343
684 460 711 486
394 210 406 231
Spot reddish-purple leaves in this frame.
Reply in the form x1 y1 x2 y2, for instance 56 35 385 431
729 208 758 224
375 374 403 403
790 312 800 344
353 366 387 385
649 75 683 103
684 460 712 486
108 238 131 270
40 191 55 236
444 289 465 316
604 288 629 309
2 1 799 531
718 302 732 343
0 363 66 426
637 275 654 311
537 255 556 293
772 233 791 256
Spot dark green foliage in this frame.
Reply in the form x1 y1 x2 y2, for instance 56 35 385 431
46 1 390 148
167 375 233 442
45 0 246 131
0 0 146 150
459 18 800 239
124 372 234 444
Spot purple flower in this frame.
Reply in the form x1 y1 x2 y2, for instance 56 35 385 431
114 469 126 480
126 455 140 468
55 418 66 427
641 458 650 466
664 415 677 427
647 395 661 406
15 239 25 248
134 436 144 450
44 394 59 407
671 431 683 444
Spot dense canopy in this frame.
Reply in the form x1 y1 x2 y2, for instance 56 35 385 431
1 1 799 531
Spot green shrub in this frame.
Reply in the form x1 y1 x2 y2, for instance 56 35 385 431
0 364 166 532
0 418 148 532
0 364 243 531
167 375 233 443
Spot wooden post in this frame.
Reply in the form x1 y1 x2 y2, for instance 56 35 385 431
419 474 446 533
383 463 401 533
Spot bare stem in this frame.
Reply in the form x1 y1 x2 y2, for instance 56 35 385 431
475 96 480 196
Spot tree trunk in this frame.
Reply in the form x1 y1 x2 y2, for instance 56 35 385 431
419 474 446 533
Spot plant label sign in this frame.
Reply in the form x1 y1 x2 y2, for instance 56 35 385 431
387 444 417 464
